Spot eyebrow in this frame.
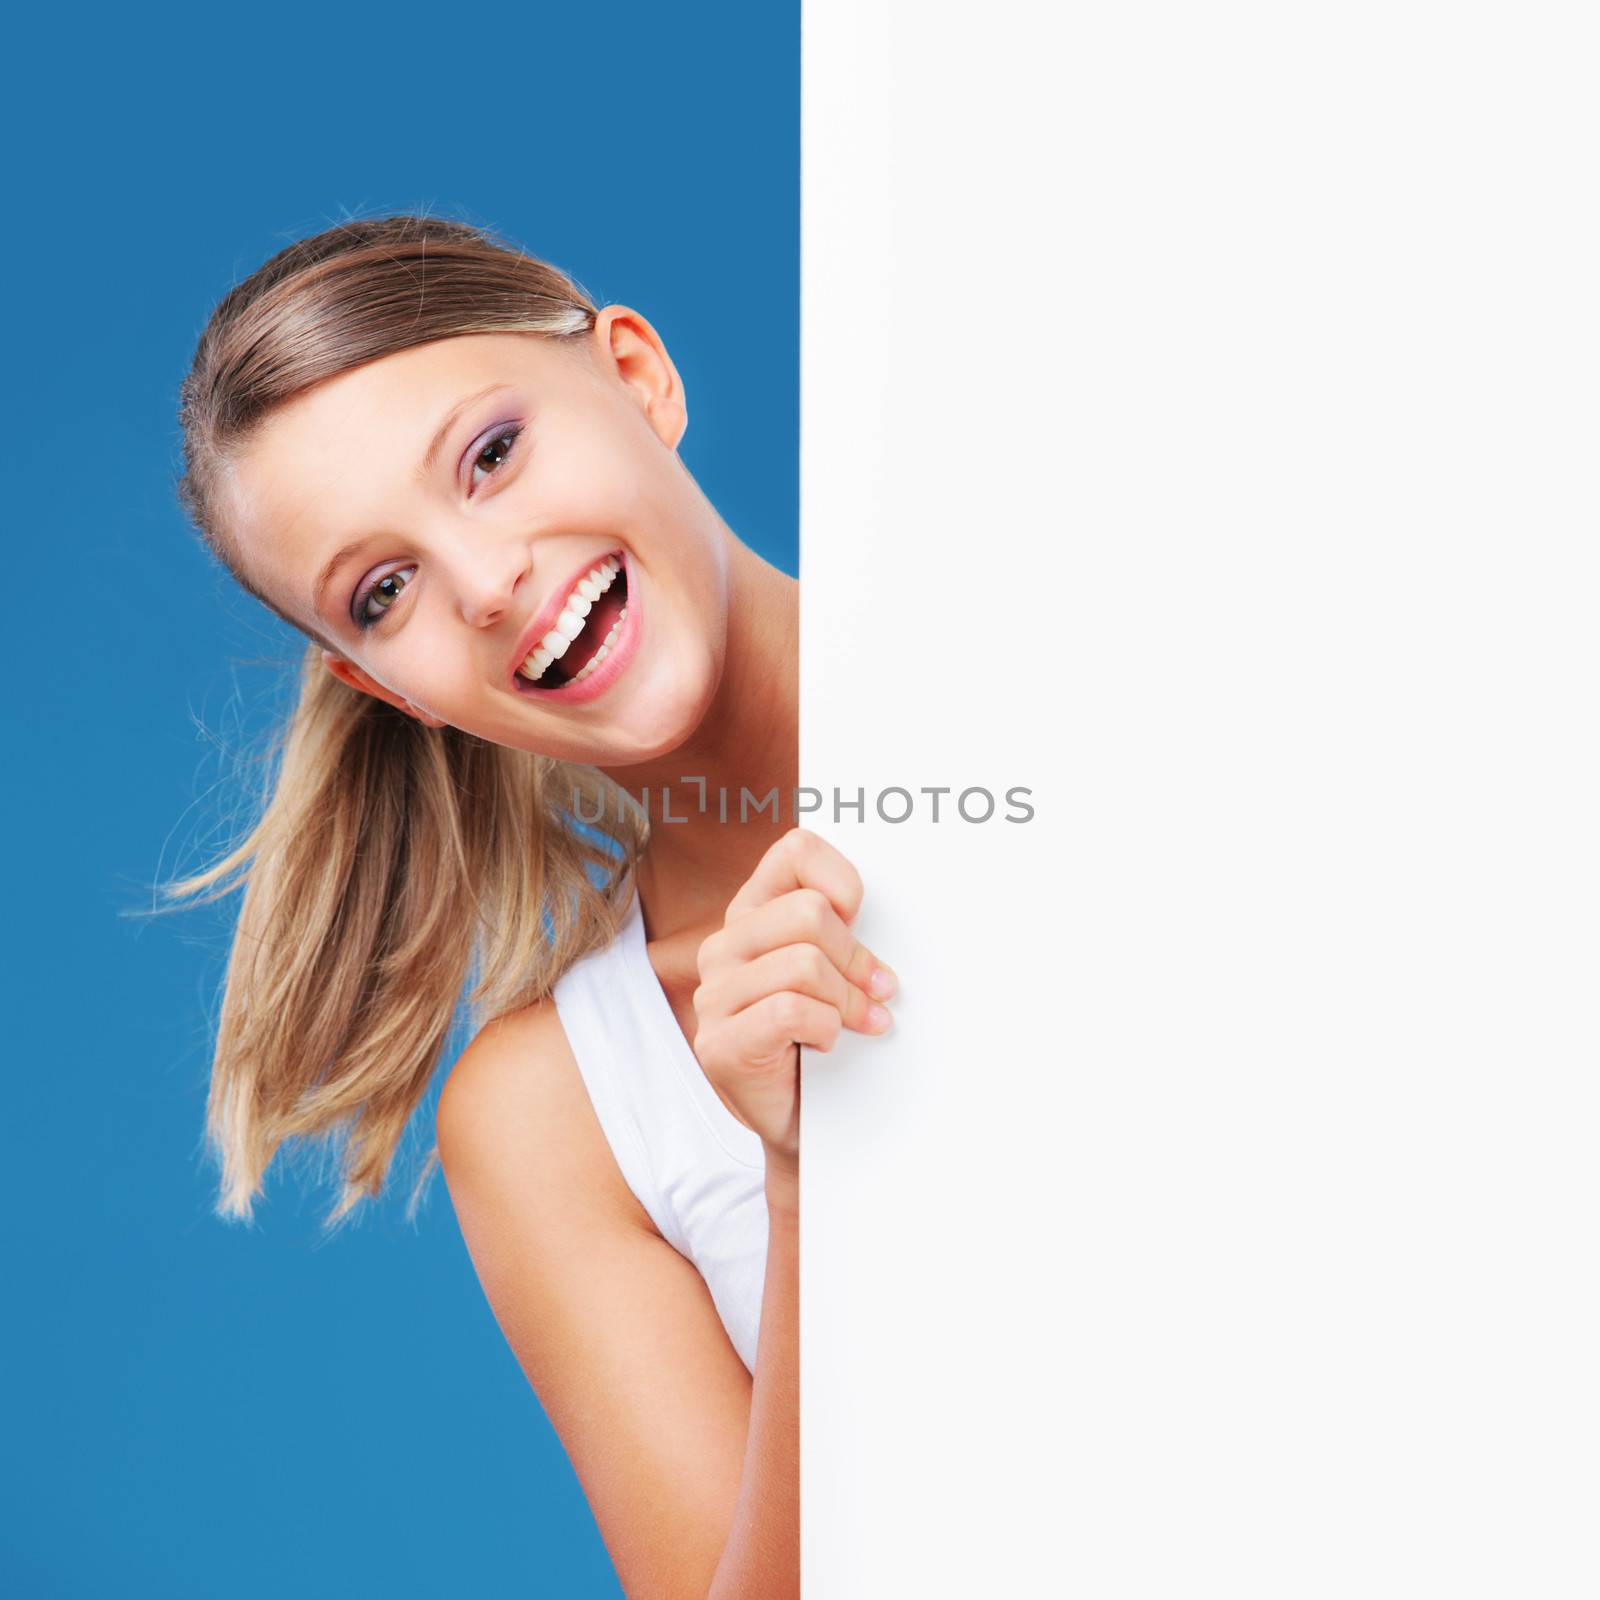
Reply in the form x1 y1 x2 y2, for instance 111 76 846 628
308 381 516 620
415 381 515 483
311 535 377 622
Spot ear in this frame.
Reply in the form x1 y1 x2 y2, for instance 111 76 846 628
591 304 688 450
320 651 448 729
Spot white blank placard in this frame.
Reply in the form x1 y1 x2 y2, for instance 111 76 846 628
799 3 1600 1594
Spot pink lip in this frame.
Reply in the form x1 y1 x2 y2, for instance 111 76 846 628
510 550 642 706
508 550 626 688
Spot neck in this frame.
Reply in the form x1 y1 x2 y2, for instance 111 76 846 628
598 538 799 943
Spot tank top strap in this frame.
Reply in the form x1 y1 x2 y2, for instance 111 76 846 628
611 885 767 1172
549 892 679 1243
551 882 771 1369
550 881 766 1244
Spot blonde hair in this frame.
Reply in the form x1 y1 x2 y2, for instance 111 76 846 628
168 214 649 1227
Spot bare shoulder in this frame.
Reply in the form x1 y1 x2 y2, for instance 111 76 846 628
435 995 755 1600
436 994 648 1234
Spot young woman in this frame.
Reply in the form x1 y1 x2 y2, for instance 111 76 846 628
169 213 897 1599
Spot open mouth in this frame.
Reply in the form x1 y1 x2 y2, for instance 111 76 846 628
515 554 630 690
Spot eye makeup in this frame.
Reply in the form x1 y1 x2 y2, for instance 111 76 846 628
343 410 529 630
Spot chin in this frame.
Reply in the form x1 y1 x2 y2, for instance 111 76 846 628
604 703 712 765
604 660 722 764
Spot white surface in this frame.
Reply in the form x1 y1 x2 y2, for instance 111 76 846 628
799 3 1600 1594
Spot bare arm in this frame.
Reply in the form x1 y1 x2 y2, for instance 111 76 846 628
706 1154 798 1600
689 828 896 1597
441 830 888 1599
436 1003 798 1600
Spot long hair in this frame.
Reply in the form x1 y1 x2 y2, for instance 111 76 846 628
167 214 649 1227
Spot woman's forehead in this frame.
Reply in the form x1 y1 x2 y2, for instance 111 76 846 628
263 332 583 443
237 334 570 495
217 333 595 623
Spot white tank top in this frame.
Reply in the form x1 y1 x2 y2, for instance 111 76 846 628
551 882 769 1371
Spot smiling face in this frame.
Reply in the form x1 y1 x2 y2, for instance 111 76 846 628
219 316 731 766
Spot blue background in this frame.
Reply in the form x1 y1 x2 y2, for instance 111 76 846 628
0 6 796 1595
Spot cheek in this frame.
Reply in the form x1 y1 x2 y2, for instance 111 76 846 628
530 419 640 505
386 612 471 706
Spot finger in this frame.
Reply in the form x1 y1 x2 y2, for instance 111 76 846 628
701 888 896 998
697 942 890 1035
725 827 865 926
725 990 847 1061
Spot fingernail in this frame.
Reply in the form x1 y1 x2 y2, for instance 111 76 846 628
869 967 897 1000
866 1003 893 1032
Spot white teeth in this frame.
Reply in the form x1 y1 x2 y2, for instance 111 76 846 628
516 557 626 686
515 644 552 682
555 603 633 684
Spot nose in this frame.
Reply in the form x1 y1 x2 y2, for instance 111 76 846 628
448 532 533 629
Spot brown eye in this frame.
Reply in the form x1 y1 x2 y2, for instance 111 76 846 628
357 566 415 628
469 424 524 490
